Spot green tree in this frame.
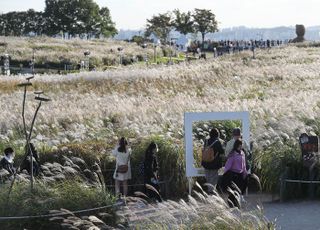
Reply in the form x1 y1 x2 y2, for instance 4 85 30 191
145 12 173 43
44 0 74 35
173 9 194 35
131 35 144 45
192 9 218 48
97 7 117 37
25 9 44 35
1 11 27 36
0 14 8 36
44 0 117 37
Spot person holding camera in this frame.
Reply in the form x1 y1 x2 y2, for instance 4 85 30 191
112 137 131 197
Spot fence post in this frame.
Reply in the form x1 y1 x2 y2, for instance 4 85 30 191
188 177 193 195
280 166 289 202
308 167 316 199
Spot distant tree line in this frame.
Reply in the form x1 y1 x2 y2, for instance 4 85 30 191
145 9 218 47
0 0 117 37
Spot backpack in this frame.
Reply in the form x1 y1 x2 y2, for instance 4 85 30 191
202 140 218 163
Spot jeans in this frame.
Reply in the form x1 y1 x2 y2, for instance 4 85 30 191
219 171 248 195
204 169 219 193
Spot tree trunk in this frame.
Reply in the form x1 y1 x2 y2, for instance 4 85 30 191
201 33 205 50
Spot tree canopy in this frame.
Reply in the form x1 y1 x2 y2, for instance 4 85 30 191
172 9 194 35
193 9 218 46
145 8 218 46
0 0 117 37
145 12 173 43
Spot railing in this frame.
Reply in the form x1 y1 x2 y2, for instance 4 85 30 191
279 167 319 201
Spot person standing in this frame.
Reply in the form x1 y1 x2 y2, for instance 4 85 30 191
201 128 224 193
144 142 162 202
112 137 131 197
222 139 248 202
21 143 40 176
225 128 251 170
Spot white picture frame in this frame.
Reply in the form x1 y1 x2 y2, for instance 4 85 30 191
184 111 250 194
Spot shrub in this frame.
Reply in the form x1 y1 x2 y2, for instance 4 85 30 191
136 54 144 61
256 140 301 194
0 181 115 229
42 140 112 169
162 47 172 57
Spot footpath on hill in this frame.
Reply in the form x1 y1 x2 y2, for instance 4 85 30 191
245 194 320 230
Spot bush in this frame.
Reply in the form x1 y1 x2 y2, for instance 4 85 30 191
102 56 116 66
41 140 112 169
0 181 115 229
121 56 134 66
162 47 172 57
256 140 301 194
136 54 144 62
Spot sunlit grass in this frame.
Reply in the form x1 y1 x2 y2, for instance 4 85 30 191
1 45 320 194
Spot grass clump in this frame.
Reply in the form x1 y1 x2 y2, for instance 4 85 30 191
0 181 115 229
256 140 301 194
131 191 273 229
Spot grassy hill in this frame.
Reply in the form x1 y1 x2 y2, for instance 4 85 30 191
1 43 320 229
0 36 157 70
1 44 320 194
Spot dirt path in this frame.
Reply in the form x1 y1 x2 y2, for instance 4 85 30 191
245 194 320 230
263 201 320 230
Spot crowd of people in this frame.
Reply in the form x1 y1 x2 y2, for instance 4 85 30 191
111 127 254 205
187 39 287 58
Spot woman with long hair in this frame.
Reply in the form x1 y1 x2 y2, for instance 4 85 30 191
144 142 162 202
112 137 131 197
219 139 248 206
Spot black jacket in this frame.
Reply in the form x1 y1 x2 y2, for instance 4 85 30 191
201 137 224 170
144 154 158 184
0 157 15 175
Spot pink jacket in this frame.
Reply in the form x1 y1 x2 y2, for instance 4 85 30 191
224 150 247 177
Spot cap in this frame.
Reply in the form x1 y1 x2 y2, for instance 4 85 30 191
232 128 241 136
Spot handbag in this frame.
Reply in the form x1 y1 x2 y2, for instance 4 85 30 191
116 152 130 174
117 164 128 173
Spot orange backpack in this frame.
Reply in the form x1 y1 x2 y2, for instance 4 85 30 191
202 140 217 163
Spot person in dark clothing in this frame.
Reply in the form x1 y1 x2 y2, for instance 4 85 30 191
0 147 16 175
21 143 40 176
144 142 162 202
201 128 224 193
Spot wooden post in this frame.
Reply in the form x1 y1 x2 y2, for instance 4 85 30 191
280 167 289 202
188 177 192 195
308 166 316 199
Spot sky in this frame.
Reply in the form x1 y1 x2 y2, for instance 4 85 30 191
1 0 320 30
